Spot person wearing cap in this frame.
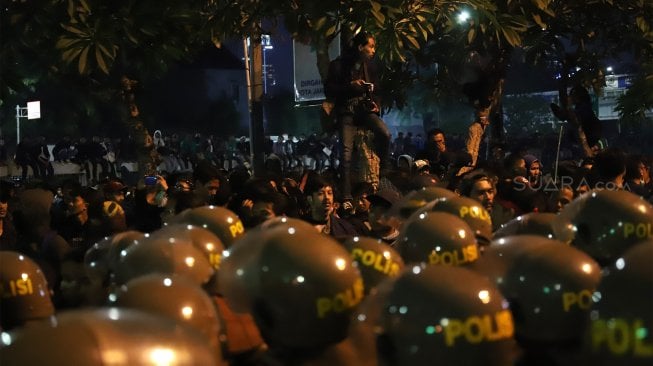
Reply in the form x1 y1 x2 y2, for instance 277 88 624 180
101 199 127 234
413 159 431 175
407 159 443 191
100 178 134 229
366 188 402 244
102 178 128 205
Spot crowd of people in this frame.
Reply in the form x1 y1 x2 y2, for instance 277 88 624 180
0 114 651 364
1 29 652 365
3 128 450 188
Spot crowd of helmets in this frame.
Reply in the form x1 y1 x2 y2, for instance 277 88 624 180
0 142 652 365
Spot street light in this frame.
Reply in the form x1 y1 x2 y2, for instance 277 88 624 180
15 101 41 143
457 10 470 24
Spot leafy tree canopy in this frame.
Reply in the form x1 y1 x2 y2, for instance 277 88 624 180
2 0 651 141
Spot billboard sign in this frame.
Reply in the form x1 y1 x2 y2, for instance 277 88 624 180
27 101 41 119
293 37 340 103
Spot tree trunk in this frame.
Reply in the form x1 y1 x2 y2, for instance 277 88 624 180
248 36 266 177
315 36 337 136
315 37 332 82
487 48 510 147
489 79 505 149
464 47 511 147
120 75 159 177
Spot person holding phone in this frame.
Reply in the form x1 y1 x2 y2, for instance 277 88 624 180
325 31 391 206
132 174 169 232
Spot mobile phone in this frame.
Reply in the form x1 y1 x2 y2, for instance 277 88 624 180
144 175 157 186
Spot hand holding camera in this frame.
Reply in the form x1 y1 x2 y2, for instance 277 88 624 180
351 79 379 114
351 79 374 93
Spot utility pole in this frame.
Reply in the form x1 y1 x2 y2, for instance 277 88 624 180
245 34 266 177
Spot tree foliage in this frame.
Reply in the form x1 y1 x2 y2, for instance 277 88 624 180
1 0 214 138
520 0 653 118
1 0 650 143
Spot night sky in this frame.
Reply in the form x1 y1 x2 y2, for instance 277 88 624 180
224 26 296 97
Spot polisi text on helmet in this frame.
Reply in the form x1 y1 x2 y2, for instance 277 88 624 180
562 289 593 312
352 248 401 276
591 318 653 357
428 244 479 266
442 309 514 346
316 277 364 318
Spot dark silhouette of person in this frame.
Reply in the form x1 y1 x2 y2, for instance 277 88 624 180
325 31 391 202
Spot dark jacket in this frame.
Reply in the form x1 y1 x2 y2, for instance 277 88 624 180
327 213 361 240
325 55 381 115
14 141 31 165
132 188 165 233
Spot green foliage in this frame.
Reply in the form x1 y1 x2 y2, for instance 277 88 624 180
503 94 556 134
1 0 651 144
615 74 653 124
521 0 653 119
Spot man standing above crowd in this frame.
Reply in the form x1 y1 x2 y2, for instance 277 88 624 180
325 31 391 205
